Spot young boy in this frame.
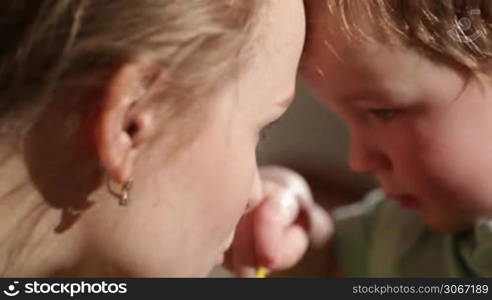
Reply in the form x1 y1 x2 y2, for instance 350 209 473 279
301 0 492 276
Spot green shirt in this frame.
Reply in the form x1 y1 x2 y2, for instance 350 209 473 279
333 189 492 277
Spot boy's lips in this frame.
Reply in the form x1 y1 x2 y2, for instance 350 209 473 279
388 193 421 209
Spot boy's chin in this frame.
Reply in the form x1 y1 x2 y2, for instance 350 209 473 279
423 214 474 234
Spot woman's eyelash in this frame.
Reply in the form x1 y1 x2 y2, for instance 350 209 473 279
259 124 274 142
259 119 281 143
259 129 270 142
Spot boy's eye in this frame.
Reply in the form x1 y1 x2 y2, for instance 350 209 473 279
368 108 403 122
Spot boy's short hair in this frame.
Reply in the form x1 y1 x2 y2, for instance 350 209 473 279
321 0 492 74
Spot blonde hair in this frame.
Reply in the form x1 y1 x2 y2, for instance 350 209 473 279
0 0 259 139
317 0 492 74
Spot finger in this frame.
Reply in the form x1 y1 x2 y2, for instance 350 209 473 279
259 166 314 208
253 184 301 267
266 224 309 270
260 166 333 248
306 204 334 248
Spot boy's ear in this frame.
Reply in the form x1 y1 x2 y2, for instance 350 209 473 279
93 61 160 184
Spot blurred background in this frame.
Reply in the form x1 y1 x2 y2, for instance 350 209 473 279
210 81 377 277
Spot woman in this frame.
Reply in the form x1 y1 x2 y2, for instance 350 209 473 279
0 0 331 277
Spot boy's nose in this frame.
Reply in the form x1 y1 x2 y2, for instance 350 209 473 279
349 134 391 174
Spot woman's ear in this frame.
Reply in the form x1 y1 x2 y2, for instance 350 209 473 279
93 61 160 184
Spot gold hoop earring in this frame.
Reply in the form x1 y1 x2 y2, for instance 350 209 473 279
107 178 133 206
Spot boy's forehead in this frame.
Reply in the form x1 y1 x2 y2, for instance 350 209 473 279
304 28 389 78
302 25 465 106
306 0 381 40
304 4 423 78
304 10 398 74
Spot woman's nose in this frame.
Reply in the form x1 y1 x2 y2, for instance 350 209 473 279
349 134 391 174
245 170 263 213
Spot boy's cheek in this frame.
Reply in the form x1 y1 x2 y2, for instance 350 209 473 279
300 65 340 107
300 66 323 90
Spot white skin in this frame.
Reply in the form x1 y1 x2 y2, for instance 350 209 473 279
302 3 492 233
0 0 331 277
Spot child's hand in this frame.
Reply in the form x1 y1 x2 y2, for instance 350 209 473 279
223 166 334 277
